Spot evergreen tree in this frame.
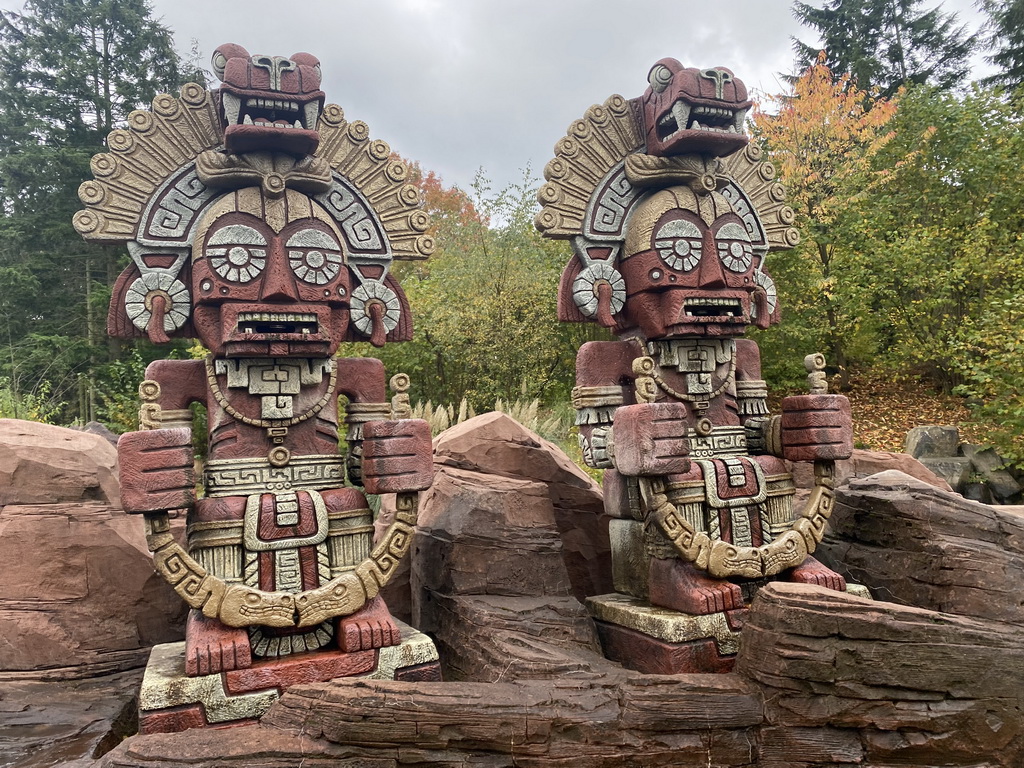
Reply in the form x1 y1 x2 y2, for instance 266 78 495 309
0 0 183 422
979 0 1024 91
791 0 976 97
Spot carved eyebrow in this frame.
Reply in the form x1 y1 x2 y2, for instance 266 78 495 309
655 219 702 239
208 223 267 246
717 222 749 240
285 228 339 249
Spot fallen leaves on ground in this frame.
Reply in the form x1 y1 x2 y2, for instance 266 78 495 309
770 367 986 454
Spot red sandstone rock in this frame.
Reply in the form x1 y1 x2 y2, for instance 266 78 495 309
0 418 120 507
787 448 951 492
821 469 1024 624
0 502 186 674
431 411 612 600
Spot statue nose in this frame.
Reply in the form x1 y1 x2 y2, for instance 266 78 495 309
261 244 299 301
697 235 726 289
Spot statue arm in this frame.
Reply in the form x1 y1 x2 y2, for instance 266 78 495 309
735 339 778 456
336 357 431 494
573 341 635 469
119 359 205 514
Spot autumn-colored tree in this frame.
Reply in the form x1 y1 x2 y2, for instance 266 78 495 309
342 164 587 411
752 56 898 387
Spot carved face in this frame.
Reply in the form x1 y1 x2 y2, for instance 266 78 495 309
212 43 325 156
621 187 775 339
191 188 351 357
641 58 751 158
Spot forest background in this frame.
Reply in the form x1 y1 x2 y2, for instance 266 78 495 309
2 0 1024 463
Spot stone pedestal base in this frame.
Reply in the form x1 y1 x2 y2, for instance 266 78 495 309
139 620 440 734
587 584 871 674
587 593 742 674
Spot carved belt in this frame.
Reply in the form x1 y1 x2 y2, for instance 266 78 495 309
204 454 346 497
686 425 747 459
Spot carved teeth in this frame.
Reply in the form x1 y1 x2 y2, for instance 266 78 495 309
222 92 241 126
304 102 320 131
733 108 748 133
245 97 300 111
239 312 317 323
683 297 743 318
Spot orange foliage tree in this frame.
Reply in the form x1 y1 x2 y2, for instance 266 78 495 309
751 55 898 387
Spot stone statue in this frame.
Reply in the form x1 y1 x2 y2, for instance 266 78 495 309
75 44 439 730
536 59 854 673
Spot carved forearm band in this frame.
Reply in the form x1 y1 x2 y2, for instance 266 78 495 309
575 405 617 426
571 385 625 410
345 402 392 424
158 408 193 429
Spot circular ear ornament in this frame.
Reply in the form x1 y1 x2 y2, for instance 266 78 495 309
752 269 777 318
124 273 191 335
572 262 626 319
351 280 401 346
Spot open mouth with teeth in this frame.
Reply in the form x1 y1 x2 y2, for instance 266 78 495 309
220 90 324 155
658 100 747 142
683 297 746 320
236 311 320 335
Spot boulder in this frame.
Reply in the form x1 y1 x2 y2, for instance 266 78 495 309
962 443 1022 502
403 412 612 681
0 418 120 507
917 455 972 490
74 420 121 447
820 470 1024 624
0 502 186 675
738 583 1024 767
432 411 612 599
0 670 141 767
904 424 960 459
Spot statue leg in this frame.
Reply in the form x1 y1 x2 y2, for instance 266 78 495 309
787 555 846 591
336 594 402 652
648 557 743 615
184 609 252 676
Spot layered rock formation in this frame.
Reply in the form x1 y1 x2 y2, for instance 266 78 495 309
6 415 1024 766
411 412 613 681
0 420 186 676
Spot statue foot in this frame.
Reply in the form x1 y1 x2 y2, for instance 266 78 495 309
648 558 744 615
788 556 846 592
185 610 252 676
337 595 402 652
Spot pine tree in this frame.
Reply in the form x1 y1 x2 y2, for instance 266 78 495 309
0 0 183 422
979 0 1024 91
791 0 976 97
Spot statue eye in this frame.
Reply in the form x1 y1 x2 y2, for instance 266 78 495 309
653 219 702 271
286 228 343 285
206 224 267 283
716 222 753 272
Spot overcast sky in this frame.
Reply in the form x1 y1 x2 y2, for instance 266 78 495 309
3 0 995 195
